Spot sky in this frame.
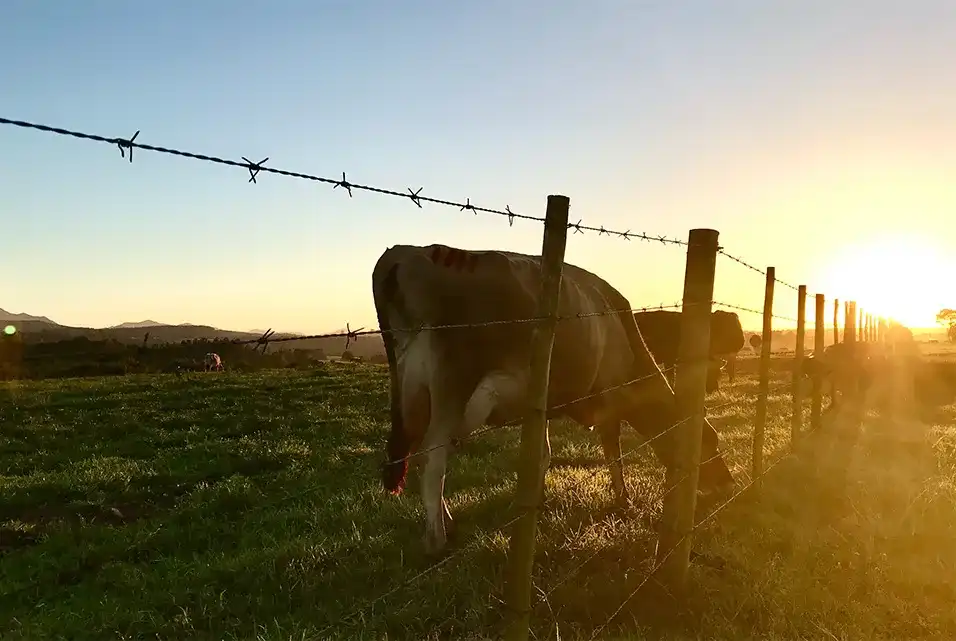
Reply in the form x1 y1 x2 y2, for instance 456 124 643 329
2 0 956 333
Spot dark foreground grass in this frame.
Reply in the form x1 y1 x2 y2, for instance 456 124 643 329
2 363 954 640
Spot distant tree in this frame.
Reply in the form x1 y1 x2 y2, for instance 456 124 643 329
936 309 956 343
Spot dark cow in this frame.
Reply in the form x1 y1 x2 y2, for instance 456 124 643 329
373 244 736 554
802 342 880 414
633 310 745 393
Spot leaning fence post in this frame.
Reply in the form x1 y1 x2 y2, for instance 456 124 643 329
503 195 569 641
656 228 719 591
791 285 807 445
833 299 840 345
752 266 775 477
811 294 825 431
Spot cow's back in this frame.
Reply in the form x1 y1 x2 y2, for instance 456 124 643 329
372 244 646 406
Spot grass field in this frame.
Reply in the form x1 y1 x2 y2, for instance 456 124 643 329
2 362 955 640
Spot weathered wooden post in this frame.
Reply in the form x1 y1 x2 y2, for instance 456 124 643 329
752 267 775 477
844 301 849 342
811 294 825 431
846 302 857 345
833 299 840 345
503 195 569 641
656 228 719 591
791 285 807 444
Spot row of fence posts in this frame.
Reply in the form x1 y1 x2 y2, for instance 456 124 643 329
500 195 888 640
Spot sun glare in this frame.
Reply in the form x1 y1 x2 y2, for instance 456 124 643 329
820 235 954 329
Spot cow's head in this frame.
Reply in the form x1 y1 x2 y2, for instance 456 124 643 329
622 377 735 494
706 357 726 394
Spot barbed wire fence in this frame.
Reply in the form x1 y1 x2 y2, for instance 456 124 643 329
0 116 895 640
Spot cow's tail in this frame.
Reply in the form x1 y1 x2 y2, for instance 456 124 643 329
374 259 413 495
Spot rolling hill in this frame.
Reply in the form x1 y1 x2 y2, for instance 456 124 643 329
0 308 385 359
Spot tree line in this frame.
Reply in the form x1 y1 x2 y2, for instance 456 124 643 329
0 334 330 381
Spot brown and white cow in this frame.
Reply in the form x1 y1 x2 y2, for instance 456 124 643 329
372 243 736 554
204 352 223 372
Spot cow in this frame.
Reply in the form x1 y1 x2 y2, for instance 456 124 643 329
633 309 745 393
801 342 876 414
204 352 224 372
372 243 736 555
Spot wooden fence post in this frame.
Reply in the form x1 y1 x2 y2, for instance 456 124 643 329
844 302 849 342
503 195 569 641
791 286 807 444
846 301 857 344
833 299 839 345
656 228 719 591
752 267 775 477
811 294 825 431
858 308 865 342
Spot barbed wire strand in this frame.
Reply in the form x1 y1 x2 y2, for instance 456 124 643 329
716 248 800 292
712 300 798 324
0 116 687 244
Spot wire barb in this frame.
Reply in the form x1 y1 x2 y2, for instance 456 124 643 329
333 171 353 197
344 323 365 349
505 206 515 227
241 156 269 184
114 130 140 162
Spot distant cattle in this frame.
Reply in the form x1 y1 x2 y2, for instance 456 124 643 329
633 309 745 393
373 243 736 555
204 352 223 372
749 334 762 352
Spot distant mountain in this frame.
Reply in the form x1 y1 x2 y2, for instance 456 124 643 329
1 309 385 359
0 308 59 325
112 320 167 329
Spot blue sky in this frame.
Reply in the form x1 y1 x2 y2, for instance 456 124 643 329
2 0 955 332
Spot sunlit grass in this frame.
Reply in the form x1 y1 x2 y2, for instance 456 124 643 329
1 362 954 640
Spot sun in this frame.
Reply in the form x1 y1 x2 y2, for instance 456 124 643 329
819 235 955 329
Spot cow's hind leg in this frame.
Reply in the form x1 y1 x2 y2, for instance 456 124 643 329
420 386 463 557
595 419 629 510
